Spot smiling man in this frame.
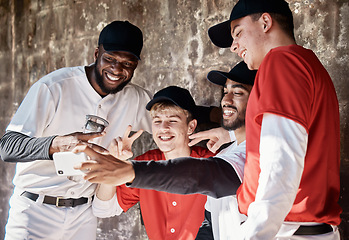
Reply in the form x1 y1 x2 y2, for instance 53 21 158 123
92 86 214 240
0 21 152 239
207 0 342 239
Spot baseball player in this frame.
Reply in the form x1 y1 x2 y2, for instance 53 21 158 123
74 61 257 239
207 0 342 239
92 86 214 240
0 21 152 239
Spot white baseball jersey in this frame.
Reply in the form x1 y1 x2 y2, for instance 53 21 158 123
205 140 247 240
6 66 152 198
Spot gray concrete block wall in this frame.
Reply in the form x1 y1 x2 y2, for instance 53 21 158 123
0 0 348 239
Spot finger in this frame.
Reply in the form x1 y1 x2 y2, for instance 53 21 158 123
188 136 207 146
82 168 108 183
73 145 106 162
72 144 89 153
129 129 143 142
121 150 133 160
188 131 207 140
78 132 105 142
80 142 108 154
83 174 103 183
116 137 124 157
188 136 218 147
123 125 133 139
73 161 94 171
108 139 117 156
207 140 219 153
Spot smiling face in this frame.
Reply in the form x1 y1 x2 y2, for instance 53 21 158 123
221 78 252 131
230 15 267 70
150 103 196 159
92 45 138 96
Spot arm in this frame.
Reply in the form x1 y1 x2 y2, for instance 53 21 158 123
241 114 307 239
195 210 214 240
0 130 105 162
92 184 124 218
76 148 241 198
0 131 55 162
129 156 240 198
189 127 233 153
92 126 142 217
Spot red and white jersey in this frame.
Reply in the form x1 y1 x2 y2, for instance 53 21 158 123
238 45 341 225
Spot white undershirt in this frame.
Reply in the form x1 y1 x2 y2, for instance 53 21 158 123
241 113 308 239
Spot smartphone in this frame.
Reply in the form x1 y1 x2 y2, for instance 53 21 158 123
53 152 88 176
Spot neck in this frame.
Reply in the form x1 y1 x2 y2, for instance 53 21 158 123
163 146 192 160
85 65 94 84
265 29 297 53
234 126 246 145
85 64 107 97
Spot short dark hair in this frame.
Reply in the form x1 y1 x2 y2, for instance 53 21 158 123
250 12 295 41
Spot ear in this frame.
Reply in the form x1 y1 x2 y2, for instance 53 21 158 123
187 119 197 135
94 47 99 61
260 13 273 33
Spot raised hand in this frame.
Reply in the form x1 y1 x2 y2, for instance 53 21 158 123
109 125 143 161
49 131 105 155
73 145 135 186
188 127 231 153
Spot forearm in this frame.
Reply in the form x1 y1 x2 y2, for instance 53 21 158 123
96 184 116 201
0 131 55 162
92 189 123 218
129 157 241 198
242 114 307 239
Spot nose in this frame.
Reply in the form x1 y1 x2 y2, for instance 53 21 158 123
159 121 170 130
110 60 123 70
230 40 238 53
221 93 233 106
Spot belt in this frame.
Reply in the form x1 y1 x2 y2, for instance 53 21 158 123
21 191 91 207
294 223 333 235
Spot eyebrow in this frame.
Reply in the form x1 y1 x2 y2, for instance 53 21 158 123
153 114 182 119
104 52 138 62
231 24 240 36
224 83 249 91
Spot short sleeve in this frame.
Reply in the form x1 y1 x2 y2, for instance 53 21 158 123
253 50 314 131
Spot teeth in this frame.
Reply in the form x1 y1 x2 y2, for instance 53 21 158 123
224 109 233 114
106 72 120 81
160 136 171 140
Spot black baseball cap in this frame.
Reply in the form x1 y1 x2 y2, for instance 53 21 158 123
208 0 293 48
207 61 257 86
98 21 143 60
146 86 197 118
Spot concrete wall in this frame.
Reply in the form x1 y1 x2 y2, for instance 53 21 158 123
0 0 348 239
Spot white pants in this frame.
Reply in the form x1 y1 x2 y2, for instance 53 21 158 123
5 189 97 240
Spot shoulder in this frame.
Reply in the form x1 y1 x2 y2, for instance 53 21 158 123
216 141 245 160
35 66 86 88
265 45 316 65
121 83 152 99
190 146 215 158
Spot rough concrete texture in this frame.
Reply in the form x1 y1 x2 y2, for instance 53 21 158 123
0 0 348 239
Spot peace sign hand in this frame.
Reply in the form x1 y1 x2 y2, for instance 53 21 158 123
109 125 143 160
